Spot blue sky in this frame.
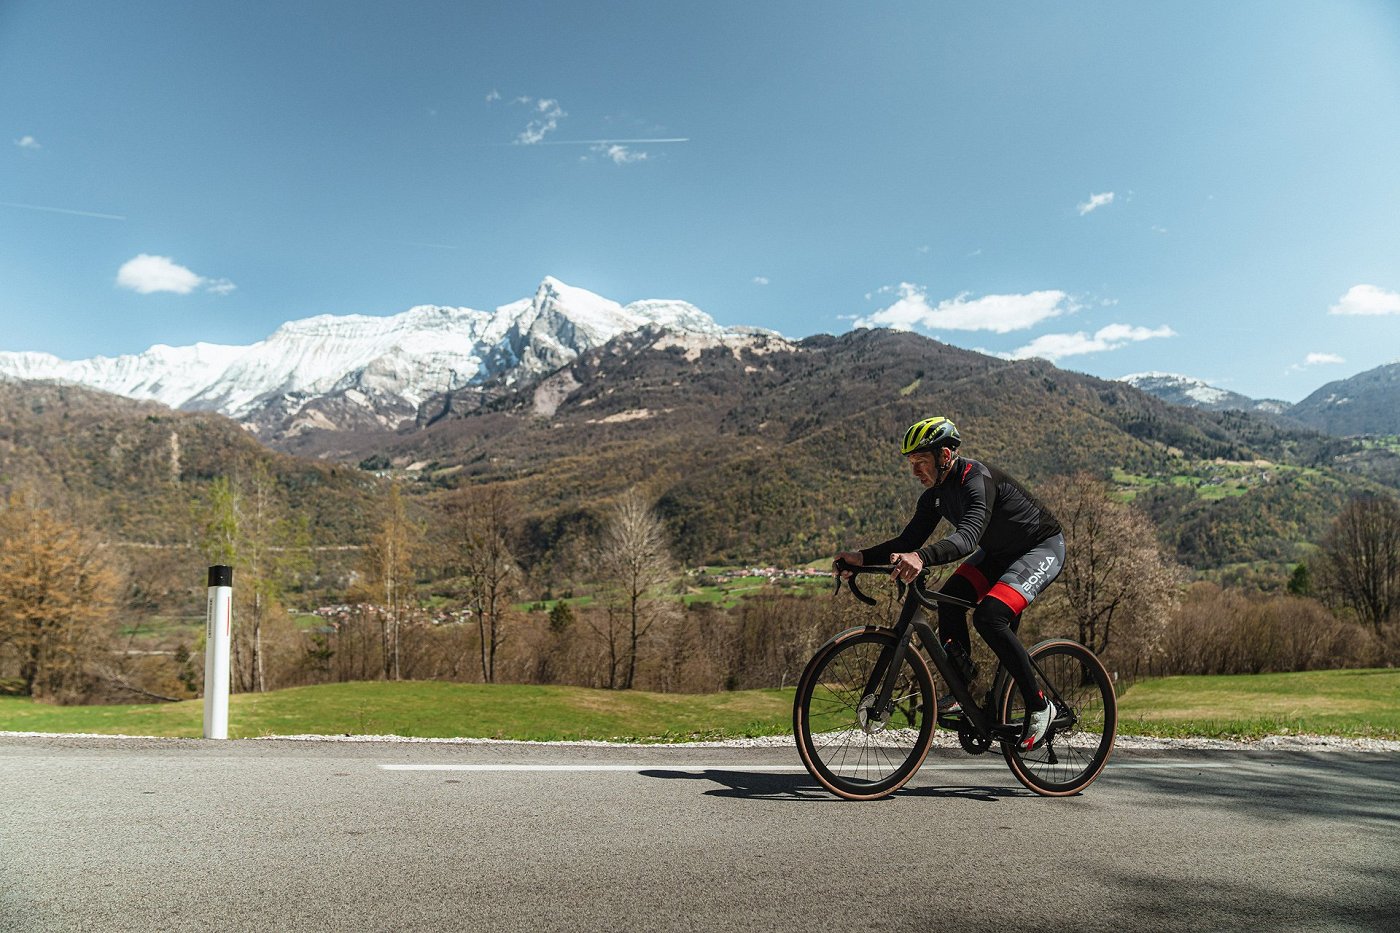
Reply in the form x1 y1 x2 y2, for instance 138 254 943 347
2 0 1398 402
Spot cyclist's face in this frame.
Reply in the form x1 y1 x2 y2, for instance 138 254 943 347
907 452 940 486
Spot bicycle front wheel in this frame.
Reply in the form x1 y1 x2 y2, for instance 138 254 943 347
998 638 1116 796
793 627 936 800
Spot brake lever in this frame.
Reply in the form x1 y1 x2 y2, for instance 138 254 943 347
833 559 878 605
846 575 878 606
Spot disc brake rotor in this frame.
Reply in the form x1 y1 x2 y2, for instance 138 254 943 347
856 695 891 734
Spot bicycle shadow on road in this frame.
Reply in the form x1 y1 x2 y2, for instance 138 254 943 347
638 769 1021 803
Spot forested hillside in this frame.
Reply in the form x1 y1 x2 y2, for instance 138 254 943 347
5 329 1398 582
1290 361 1400 436
0 381 383 608
314 326 1393 577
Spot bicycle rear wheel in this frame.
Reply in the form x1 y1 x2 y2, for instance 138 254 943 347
998 638 1116 796
793 627 935 800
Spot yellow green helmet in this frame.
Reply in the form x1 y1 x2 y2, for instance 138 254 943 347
901 416 961 455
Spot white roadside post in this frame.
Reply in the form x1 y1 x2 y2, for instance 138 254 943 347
204 565 233 740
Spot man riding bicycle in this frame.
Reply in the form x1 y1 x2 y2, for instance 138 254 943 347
835 416 1066 751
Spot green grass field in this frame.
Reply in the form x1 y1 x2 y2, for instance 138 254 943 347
0 681 793 742
1116 668 1400 739
1 669 1396 742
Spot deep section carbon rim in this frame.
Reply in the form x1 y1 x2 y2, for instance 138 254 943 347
795 630 935 799
999 639 1116 796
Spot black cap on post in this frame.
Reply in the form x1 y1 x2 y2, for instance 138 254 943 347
208 565 234 587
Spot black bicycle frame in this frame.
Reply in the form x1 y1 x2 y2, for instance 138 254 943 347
843 565 1019 743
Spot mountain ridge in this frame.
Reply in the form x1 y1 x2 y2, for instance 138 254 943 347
1289 361 1400 436
4 278 1396 440
0 277 770 441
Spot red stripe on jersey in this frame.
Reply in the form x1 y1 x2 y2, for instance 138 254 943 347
986 582 1029 616
953 562 992 599
961 462 973 481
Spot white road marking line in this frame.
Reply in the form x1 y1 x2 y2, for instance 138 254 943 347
1108 762 1234 769
380 761 1234 773
381 764 813 772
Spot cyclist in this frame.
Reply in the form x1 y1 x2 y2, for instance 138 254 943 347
834 416 1066 751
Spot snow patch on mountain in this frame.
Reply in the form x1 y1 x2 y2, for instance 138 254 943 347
1121 371 1230 405
0 278 767 437
1118 371 1286 414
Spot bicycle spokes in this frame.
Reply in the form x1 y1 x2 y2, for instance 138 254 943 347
999 639 1116 796
794 629 936 800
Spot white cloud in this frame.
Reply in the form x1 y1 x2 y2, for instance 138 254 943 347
593 143 647 164
485 89 501 103
116 254 233 295
1009 323 1176 361
1328 284 1400 316
517 98 566 144
15 135 40 150
753 276 770 286
1287 351 1346 373
1077 191 1115 215
854 283 1070 334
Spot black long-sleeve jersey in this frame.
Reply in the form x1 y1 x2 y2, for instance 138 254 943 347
860 457 1062 567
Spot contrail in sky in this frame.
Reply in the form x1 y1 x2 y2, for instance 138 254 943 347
534 137 690 145
476 137 691 147
0 200 127 220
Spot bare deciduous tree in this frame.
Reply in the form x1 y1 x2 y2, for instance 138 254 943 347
0 493 118 701
593 489 679 689
1316 494 1400 635
447 487 521 684
1038 473 1181 669
356 481 416 680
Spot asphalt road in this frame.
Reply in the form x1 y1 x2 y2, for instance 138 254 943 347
2 736 1397 932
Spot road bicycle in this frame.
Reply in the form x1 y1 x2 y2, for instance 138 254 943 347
793 561 1116 800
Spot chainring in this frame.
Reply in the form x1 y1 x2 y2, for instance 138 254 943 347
957 722 993 755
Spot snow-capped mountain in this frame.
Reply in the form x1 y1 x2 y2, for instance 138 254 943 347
1118 372 1290 415
0 277 770 439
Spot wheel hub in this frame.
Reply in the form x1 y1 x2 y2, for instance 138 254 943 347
856 695 891 734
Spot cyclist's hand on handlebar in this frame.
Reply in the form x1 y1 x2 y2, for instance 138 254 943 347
833 551 863 579
889 551 924 584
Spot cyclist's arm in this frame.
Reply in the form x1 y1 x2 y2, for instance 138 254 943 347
859 490 938 566
917 470 994 565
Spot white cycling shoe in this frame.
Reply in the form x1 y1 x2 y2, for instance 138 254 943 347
1019 695 1057 751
